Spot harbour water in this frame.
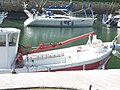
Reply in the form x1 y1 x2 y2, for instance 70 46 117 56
1 19 120 69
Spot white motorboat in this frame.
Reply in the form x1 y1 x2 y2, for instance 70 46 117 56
23 0 97 27
0 29 119 73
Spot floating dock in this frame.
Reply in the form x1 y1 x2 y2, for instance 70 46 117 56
0 69 120 90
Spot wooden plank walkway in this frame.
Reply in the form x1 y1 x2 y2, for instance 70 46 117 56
0 69 120 90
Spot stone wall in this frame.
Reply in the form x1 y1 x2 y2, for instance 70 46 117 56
0 0 119 14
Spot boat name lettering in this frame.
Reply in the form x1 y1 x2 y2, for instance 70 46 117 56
64 21 71 25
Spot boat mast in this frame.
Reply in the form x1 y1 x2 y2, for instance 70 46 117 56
106 0 116 15
68 0 73 15
88 0 94 18
113 0 119 15
82 0 87 17
110 0 118 14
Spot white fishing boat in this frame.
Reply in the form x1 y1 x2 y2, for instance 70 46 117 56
23 0 97 27
0 12 7 24
0 29 120 73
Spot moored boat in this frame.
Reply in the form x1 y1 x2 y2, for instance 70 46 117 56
102 10 120 27
0 29 119 73
102 0 120 27
23 0 97 27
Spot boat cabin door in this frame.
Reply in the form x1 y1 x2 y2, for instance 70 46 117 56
0 30 20 69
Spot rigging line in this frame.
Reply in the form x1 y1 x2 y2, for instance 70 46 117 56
72 0 92 14
61 10 70 15
106 0 115 15
81 0 87 17
114 0 119 15
39 0 44 5
42 0 48 7
35 0 44 11
72 9 83 14
110 0 118 14
110 0 116 13
88 0 94 18
72 7 91 14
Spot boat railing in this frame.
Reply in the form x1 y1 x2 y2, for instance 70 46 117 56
23 49 84 68
25 52 64 61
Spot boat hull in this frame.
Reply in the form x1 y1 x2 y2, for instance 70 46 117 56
15 42 113 73
15 53 111 73
40 55 111 72
0 51 112 73
24 17 96 27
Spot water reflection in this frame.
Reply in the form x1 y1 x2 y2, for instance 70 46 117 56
89 26 117 42
100 26 117 42
20 27 94 47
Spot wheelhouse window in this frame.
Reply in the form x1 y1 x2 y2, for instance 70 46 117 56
0 35 6 46
8 33 18 46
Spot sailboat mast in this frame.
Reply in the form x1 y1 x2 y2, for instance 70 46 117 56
106 0 115 15
70 0 72 3
82 0 87 17
68 0 73 15
88 0 94 18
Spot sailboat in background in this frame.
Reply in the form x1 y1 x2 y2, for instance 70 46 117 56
102 0 120 27
23 0 97 27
